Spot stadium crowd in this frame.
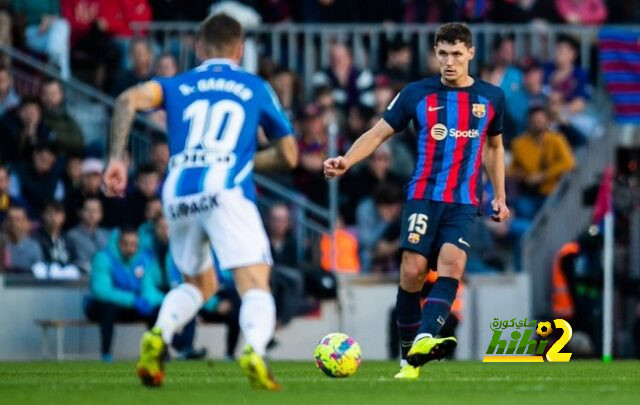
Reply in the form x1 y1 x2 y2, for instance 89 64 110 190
0 0 619 357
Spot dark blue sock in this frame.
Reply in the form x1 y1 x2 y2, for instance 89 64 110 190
418 277 459 336
395 287 422 360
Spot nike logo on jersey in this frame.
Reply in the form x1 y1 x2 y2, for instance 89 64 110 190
428 105 445 112
458 237 470 248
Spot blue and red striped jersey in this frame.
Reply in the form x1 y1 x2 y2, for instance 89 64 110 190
383 76 504 206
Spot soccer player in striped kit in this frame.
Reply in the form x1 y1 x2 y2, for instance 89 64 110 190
324 23 510 379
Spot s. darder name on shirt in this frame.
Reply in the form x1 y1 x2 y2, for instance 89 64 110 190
197 79 253 101
179 79 254 101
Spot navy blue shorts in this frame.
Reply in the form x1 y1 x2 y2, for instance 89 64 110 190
399 199 478 261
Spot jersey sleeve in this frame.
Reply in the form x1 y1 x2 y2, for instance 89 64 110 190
382 85 413 132
259 82 294 140
488 88 505 136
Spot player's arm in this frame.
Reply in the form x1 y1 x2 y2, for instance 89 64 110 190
255 82 299 171
483 134 509 222
323 118 395 179
254 135 298 171
104 81 163 197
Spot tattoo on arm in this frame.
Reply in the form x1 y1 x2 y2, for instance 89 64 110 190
109 95 135 161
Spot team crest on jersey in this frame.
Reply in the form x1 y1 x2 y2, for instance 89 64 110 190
408 233 421 244
472 103 486 118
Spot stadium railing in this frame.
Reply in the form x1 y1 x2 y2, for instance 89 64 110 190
133 22 604 97
0 43 332 270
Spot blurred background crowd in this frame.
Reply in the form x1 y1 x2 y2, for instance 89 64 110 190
0 0 639 359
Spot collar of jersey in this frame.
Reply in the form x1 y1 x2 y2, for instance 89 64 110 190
199 58 237 69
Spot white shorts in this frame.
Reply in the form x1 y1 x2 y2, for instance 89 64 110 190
163 187 273 277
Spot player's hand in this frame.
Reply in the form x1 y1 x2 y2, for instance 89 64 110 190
490 198 510 223
103 159 128 198
323 156 349 179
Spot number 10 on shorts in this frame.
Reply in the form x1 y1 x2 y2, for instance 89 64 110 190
407 213 428 244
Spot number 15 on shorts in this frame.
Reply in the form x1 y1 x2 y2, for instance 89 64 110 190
408 213 428 244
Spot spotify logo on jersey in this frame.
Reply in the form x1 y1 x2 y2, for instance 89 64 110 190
430 123 448 140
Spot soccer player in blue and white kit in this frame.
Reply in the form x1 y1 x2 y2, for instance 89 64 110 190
324 23 510 379
103 14 298 389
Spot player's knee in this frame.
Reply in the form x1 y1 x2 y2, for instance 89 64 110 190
400 252 427 290
184 270 218 301
437 247 466 279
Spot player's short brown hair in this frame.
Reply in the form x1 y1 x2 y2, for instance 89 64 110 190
435 23 473 48
198 13 243 56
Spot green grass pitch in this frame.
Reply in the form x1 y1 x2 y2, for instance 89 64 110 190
1 360 639 405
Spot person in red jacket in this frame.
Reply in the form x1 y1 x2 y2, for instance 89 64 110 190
61 0 152 90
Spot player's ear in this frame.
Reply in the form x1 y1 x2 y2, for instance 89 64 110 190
195 40 206 62
234 41 245 63
468 46 475 60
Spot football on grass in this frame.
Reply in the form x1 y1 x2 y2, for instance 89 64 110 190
313 333 362 378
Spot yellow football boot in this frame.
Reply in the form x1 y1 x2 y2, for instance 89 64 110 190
238 344 281 391
136 327 167 387
407 336 457 367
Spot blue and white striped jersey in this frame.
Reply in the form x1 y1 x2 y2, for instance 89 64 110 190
156 58 293 201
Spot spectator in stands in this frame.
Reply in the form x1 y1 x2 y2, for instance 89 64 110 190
313 85 344 145
547 91 587 148
0 98 53 164
0 66 20 115
268 203 297 268
14 0 71 78
379 38 417 91
148 139 169 181
111 0 154 62
1 204 42 273
111 38 154 97
0 165 18 224
373 75 395 116
356 182 403 273
33 201 76 268
0 3 10 67
136 197 163 250
66 198 110 273
154 53 178 78
555 0 608 25
271 68 302 120
342 142 403 225
40 79 84 157
8 141 64 219
126 164 160 228
312 42 375 111
320 215 360 273
294 104 329 205
265 202 305 325
522 58 548 109
61 155 83 211
543 35 590 116
85 226 163 362
509 107 575 219
61 0 121 90
65 158 126 229
485 35 528 142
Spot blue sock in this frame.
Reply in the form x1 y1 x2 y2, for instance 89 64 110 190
418 277 459 337
395 287 422 361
